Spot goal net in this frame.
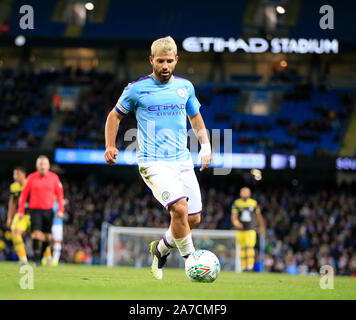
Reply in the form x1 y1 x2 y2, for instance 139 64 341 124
104 225 242 272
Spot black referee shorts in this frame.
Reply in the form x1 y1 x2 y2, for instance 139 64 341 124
29 209 54 234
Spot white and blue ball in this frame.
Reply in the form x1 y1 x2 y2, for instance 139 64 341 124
185 249 221 283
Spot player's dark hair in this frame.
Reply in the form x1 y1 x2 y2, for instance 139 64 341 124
14 166 26 174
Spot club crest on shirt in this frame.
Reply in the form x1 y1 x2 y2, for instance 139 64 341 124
177 88 186 98
162 191 171 202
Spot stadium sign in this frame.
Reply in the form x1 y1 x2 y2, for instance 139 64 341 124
54 148 266 169
182 37 339 54
336 157 356 170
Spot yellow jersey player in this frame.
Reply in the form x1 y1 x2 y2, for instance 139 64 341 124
6 167 30 265
231 187 265 271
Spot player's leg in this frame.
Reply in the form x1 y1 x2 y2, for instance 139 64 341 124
51 223 63 266
188 213 201 229
31 230 45 265
140 162 181 279
30 210 45 265
156 162 202 257
169 163 200 259
11 213 29 264
168 197 195 259
41 233 52 266
237 231 247 271
245 230 257 271
182 162 203 229
41 210 54 266
51 241 62 266
140 161 194 279
156 214 200 256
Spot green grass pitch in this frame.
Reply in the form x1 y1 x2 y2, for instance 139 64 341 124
0 262 355 300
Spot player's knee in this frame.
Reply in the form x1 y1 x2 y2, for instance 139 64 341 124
32 230 44 240
169 199 188 221
188 214 201 229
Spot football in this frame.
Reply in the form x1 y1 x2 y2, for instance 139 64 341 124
185 250 221 282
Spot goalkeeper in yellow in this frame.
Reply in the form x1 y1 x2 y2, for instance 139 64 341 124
6 167 30 264
231 187 265 271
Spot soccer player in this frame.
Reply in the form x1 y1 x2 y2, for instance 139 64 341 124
105 36 211 280
17 155 64 266
231 187 265 271
6 167 29 265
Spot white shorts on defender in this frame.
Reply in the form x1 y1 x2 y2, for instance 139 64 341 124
138 159 202 215
52 224 63 242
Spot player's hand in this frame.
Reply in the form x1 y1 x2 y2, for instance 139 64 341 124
197 143 211 171
104 146 118 165
56 211 63 219
234 221 243 229
17 213 24 221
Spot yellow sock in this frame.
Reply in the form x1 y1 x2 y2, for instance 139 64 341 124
12 234 27 260
247 247 255 270
240 246 247 270
44 246 52 259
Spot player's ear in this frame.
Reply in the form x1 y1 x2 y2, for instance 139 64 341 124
175 55 179 63
149 56 153 65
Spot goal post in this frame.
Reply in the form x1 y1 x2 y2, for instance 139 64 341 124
104 225 242 273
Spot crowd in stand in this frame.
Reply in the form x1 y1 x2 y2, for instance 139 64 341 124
53 70 137 150
0 175 355 276
2 67 354 155
0 69 51 148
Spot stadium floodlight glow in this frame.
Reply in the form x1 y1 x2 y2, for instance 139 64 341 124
276 5 286 14
14 35 26 47
85 2 94 10
250 169 261 176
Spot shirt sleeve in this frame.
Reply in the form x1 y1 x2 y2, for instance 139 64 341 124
18 177 31 215
115 83 138 115
231 201 239 214
54 174 64 212
255 202 261 214
186 82 201 116
9 184 15 197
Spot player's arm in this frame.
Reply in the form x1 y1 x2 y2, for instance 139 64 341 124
231 203 243 229
6 194 16 229
17 177 31 217
256 205 265 236
188 112 211 171
104 106 126 165
54 176 64 218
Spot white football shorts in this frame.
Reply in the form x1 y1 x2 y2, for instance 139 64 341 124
52 224 63 242
138 159 202 215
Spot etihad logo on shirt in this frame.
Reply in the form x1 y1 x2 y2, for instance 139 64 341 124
148 104 185 112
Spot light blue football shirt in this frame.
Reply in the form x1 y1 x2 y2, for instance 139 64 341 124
115 74 201 163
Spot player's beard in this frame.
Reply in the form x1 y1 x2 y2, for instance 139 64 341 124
154 67 174 83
